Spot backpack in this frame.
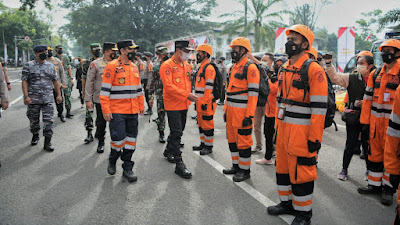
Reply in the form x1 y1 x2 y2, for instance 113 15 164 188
199 63 223 101
281 59 337 130
241 62 270 106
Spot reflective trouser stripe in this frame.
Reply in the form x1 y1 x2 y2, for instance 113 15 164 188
383 172 392 188
292 198 313 212
278 185 292 201
239 156 251 170
204 135 213 147
231 152 239 164
111 138 126 151
368 170 383 186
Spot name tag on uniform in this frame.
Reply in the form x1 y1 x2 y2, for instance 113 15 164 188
384 93 391 102
278 105 286 120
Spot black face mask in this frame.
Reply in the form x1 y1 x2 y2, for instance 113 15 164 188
48 51 53 58
317 57 322 61
57 49 63 55
127 52 136 61
93 51 101 58
110 52 117 60
231 49 245 63
39 53 47 60
285 41 303 58
196 53 204 62
382 51 396 64
162 55 169 61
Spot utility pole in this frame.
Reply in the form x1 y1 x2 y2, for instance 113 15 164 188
14 35 17 68
245 0 248 28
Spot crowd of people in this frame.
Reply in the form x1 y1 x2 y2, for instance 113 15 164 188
1 23 400 224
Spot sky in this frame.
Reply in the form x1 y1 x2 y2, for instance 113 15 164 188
3 0 400 39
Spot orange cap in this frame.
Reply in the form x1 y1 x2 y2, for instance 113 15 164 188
196 44 213 56
286 24 314 50
229 37 251 53
356 50 373 59
307 47 318 59
379 39 400 52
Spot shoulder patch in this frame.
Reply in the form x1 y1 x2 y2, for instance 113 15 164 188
316 71 325 82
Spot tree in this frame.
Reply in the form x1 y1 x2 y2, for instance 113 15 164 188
288 0 331 31
355 9 382 42
19 0 52 10
314 28 336 55
379 8 400 30
219 0 287 52
355 34 372 52
61 0 216 57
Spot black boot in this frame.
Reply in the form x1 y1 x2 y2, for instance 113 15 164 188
122 170 137 182
108 149 121 175
233 169 250 182
174 155 192 179
159 131 165 143
97 140 105 153
59 114 66 122
357 185 382 194
200 146 212 155
163 149 175 163
43 136 54 152
267 201 295 215
291 216 311 225
108 163 116 175
84 131 94 144
66 109 74 118
144 109 153 115
223 164 240 174
31 134 39 146
192 143 204 151
381 187 394 206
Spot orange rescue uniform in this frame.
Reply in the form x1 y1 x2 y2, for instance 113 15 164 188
361 60 400 188
195 60 217 148
275 54 327 213
225 57 260 172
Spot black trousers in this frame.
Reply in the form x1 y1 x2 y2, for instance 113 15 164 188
94 103 106 141
263 116 275 160
166 110 187 156
342 121 369 170
53 88 64 116
141 79 151 110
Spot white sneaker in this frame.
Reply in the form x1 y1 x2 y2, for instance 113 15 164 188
255 158 274 165
251 146 262 154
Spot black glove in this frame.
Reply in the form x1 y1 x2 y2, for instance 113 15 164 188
390 174 400 188
201 104 207 111
242 117 252 127
308 140 321 153
223 113 226 123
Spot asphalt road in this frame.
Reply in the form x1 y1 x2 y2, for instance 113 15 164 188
0 68 397 225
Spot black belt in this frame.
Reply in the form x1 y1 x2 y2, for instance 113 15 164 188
277 96 310 107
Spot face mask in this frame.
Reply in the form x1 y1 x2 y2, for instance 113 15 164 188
127 52 136 61
39 53 47 60
110 53 117 60
382 51 396 64
93 51 101 58
162 55 169 61
357 65 368 75
57 49 63 55
181 52 191 61
285 41 303 58
74 59 79 65
196 53 204 62
47 51 53 58
317 57 322 61
230 49 245 63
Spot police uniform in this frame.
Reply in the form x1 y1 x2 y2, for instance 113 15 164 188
55 45 73 119
100 39 144 182
22 45 59 151
82 43 102 143
85 42 118 153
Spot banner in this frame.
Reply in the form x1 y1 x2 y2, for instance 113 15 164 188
274 27 287 54
337 27 355 72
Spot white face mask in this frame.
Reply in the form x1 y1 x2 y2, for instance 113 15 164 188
357 65 368 75
181 52 191 61
74 59 79 65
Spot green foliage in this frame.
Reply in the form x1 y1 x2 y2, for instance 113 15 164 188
61 0 217 58
220 0 287 52
355 9 382 41
314 28 336 55
288 0 331 31
355 34 372 52
19 0 52 10
379 8 400 30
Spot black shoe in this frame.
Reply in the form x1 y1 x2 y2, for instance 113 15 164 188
267 201 294 215
152 118 158 122
354 148 361 155
175 156 192 179
66 110 74 118
43 137 54 152
144 110 152 115
159 131 165 143
223 165 240 174
200 147 212 155
360 150 365 159
60 115 66 122
381 189 394 206
192 143 204 151
233 170 250 182
180 142 184 148
84 131 94 144
163 149 175 163
217 102 224 106
97 141 105 153
122 170 137 182
31 134 39 146
357 185 382 194
291 216 311 225
108 163 116 175
191 115 197 120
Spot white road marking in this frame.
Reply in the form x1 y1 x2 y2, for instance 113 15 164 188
0 95 23 113
194 151 293 224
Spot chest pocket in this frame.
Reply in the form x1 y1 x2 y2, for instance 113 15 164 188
374 79 381 89
292 79 306 90
386 76 399 90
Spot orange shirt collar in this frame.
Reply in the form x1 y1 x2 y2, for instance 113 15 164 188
288 54 309 69
234 57 249 69
382 60 400 76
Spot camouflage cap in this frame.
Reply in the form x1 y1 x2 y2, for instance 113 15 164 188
90 43 102 50
156 46 168 55
55 45 63 49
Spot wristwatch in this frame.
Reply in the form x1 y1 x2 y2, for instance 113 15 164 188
6 82 10 85
23 95 28 99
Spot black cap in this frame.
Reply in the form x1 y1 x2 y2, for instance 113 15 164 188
143 52 153 57
117 39 139 50
135 52 143 57
34 44 48 53
219 57 226 61
103 42 118 51
275 56 288 64
175 40 194 51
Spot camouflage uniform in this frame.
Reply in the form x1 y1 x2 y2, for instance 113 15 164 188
149 61 165 132
47 56 67 116
82 57 96 132
55 53 72 112
21 59 58 137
